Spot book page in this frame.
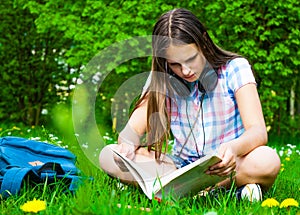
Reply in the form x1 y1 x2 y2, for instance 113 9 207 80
154 155 226 199
112 149 226 200
111 149 157 199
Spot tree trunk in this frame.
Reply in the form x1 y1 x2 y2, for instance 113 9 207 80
290 79 296 119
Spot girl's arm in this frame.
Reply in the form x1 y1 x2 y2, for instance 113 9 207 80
207 83 267 176
230 83 267 156
116 98 148 160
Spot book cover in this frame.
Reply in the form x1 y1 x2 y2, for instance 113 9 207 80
112 148 226 200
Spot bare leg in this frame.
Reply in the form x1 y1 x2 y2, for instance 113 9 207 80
99 144 177 184
216 146 280 192
235 146 281 190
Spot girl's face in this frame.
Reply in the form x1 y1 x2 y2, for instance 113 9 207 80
166 43 206 82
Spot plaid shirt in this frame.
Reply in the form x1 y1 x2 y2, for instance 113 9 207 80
168 58 256 163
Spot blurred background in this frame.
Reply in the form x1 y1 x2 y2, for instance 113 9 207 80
0 0 299 142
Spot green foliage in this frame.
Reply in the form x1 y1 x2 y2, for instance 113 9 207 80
0 0 76 125
193 0 300 135
0 0 299 136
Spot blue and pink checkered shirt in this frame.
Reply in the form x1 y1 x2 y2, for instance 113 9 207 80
168 58 256 163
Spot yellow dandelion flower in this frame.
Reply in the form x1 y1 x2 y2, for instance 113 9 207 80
280 198 299 208
12 126 21 130
261 198 280 208
285 157 290 161
20 198 46 213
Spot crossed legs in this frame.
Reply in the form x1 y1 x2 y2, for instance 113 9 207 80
99 144 176 184
99 144 280 191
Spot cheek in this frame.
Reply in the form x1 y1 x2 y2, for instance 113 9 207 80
191 62 203 73
193 58 206 73
170 66 182 76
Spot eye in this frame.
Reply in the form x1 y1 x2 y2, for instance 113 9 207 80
186 53 198 63
169 62 181 67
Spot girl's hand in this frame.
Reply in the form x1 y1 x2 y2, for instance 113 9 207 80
206 142 236 176
113 142 137 172
115 142 137 160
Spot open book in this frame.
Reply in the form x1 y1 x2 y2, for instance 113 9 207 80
112 149 226 200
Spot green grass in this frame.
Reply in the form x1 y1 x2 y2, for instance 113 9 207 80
0 124 299 215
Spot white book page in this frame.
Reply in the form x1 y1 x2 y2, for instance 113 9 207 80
112 148 224 200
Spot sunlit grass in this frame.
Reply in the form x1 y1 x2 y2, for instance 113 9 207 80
0 124 299 214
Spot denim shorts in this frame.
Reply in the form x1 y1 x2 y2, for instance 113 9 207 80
167 154 206 169
166 154 191 169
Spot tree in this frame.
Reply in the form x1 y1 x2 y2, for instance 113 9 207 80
0 0 76 125
193 0 300 135
1 0 299 136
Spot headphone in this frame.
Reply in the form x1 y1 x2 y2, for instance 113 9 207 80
166 61 218 158
166 60 218 97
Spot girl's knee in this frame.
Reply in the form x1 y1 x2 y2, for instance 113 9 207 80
98 144 137 184
240 146 280 171
255 146 281 173
236 146 281 189
99 144 117 173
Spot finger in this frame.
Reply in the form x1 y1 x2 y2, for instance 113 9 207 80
126 150 135 160
206 164 235 176
218 165 236 176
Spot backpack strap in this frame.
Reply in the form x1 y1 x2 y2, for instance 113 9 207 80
37 162 82 192
0 167 39 198
0 163 83 198
57 174 82 192
36 162 65 176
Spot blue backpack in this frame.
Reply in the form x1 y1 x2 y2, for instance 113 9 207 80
0 136 82 198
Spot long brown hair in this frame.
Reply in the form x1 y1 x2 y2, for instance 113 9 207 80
135 8 240 161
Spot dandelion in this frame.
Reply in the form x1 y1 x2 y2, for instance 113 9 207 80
20 198 46 213
279 198 299 215
280 198 299 208
285 157 291 161
261 198 280 208
12 126 21 130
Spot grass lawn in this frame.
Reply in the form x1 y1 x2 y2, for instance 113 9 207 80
0 124 299 215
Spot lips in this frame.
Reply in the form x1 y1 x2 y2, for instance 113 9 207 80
184 74 196 79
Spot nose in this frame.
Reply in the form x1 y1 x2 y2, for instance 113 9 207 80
181 64 191 76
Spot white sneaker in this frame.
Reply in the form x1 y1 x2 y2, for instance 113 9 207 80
236 184 263 202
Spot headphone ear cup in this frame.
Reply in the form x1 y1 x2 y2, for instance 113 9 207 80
165 62 191 98
198 62 218 93
168 74 191 98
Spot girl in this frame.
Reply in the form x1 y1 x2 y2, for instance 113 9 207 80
99 8 280 201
